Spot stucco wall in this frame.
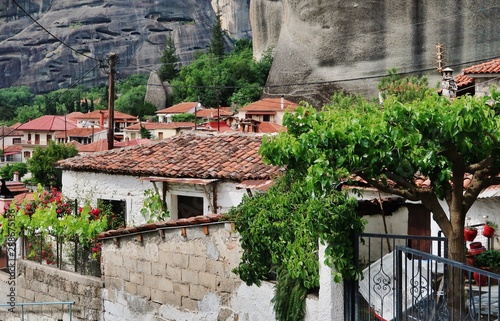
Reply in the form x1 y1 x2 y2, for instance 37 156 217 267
101 222 343 321
61 171 247 226
0 260 102 321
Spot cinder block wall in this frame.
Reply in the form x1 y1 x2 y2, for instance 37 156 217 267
101 222 251 320
5 260 103 321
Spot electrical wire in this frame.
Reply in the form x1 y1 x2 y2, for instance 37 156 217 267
11 0 103 63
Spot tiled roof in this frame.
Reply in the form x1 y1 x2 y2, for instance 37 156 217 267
195 108 233 118
125 122 195 130
258 122 287 133
76 110 138 121
0 126 23 137
58 132 282 180
115 138 152 147
75 139 110 153
3 145 22 154
55 127 96 138
98 213 228 240
17 115 77 131
66 112 85 122
198 122 234 132
463 58 500 74
239 98 299 112
455 73 474 88
156 102 201 114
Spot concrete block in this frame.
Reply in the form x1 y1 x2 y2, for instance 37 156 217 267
130 272 143 285
151 262 166 276
156 278 173 292
189 255 207 272
144 274 159 289
124 281 137 295
181 269 199 284
206 260 225 276
137 260 152 274
151 289 166 304
189 284 209 300
217 278 239 293
137 284 151 300
116 266 130 281
166 266 182 282
181 297 199 311
165 291 182 307
172 253 189 269
199 272 217 290
173 283 189 297
158 251 173 266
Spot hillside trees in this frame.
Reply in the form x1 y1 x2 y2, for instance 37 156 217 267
171 39 272 107
240 74 500 319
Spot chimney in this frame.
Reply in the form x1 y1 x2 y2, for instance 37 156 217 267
441 67 457 99
13 171 19 182
99 111 104 128
280 95 284 110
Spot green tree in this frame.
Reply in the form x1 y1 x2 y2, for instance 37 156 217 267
0 163 28 181
0 86 34 121
171 40 271 107
14 104 44 124
139 124 152 139
158 34 180 82
115 85 156 118
255 75 500 318
28 141 78 188
208 3 225 59
171 113 195 122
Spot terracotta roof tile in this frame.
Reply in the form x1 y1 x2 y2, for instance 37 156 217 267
125 122 194 130
195 108 233 118
239 98 299 112
0 126 23 137
17 115 77 131
58 132 282 180
98 214 228 239
55 127 96 138
76 110 137 120
258 122 287 133
463 58 500 75
156 102 201 114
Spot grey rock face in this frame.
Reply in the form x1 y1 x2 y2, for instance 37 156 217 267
0 0 250 93
251 0 500 105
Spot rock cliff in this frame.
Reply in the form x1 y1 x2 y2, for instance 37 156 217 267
251 0 500 104
0 0 250 93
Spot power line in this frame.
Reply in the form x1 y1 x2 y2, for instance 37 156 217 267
11 0 103 63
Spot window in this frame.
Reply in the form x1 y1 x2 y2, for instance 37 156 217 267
23 151 31 159
98 199 126 229
35 134 40 145
158 132 163 140
47 134 52 142
13 138 21 144
177 195 204 218
263 115 270 122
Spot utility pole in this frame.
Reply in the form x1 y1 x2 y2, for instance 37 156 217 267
107 53 117 150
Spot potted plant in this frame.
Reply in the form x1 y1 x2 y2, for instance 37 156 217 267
464 225 478 242
483 220 498 238
473 249 500 286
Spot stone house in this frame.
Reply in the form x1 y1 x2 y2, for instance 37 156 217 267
122 122 195 140
237 97 298 126
455 57 500 96
156 102 204 123
57 132 282 226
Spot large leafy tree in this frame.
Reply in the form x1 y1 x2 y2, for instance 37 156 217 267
28 141 78 188
258 75 500 317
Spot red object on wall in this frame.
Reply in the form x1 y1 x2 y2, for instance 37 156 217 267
464 228 478 242
483 225 496 238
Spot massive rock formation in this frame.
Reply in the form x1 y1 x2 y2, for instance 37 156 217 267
0 0 250 93
251 0 500 105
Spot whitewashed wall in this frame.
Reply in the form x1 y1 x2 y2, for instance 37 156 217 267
61 171 248 225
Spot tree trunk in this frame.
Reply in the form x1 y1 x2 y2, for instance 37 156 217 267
446 223 466 320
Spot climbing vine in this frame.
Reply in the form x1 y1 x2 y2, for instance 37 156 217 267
229 173 365 321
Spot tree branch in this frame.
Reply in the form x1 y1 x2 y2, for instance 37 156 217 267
465 156 495 173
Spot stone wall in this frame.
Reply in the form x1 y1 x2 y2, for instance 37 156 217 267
0 259 102 321
101 222 344 321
